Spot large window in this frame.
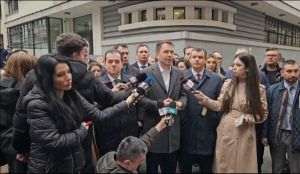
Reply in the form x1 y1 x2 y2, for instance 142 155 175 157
74 14 93 54
49 18 63 53
265 16 300 47
141 10 147 22
8 17 63 55
195 8 202 19
6 0 18 15
173 7 185 20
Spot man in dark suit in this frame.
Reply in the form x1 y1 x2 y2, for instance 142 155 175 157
181 48 223 173
139 41 187 173
130 43 151 72
114 44 139 76
264 59 300 173
95 49 139 156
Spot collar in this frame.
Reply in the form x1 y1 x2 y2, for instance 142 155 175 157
107 73 121 82
158 63 171 73
191 68 204 77
137 61 147 68
284 80 298 90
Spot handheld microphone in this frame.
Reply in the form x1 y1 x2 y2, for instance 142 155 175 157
158 101 177 126
126 73 147 89
131 74 155 103
182 78 207 116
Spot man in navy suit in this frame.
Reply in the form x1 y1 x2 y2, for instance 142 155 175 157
264 59 300 173
181 48 223 173
130 44 151 72
95 49 139 156
114 44 139 76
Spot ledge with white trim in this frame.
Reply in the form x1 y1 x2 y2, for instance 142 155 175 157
118 19 237 31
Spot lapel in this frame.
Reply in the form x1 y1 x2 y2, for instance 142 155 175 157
100 73 113 89
168 67 178 96
196 70 211 89
292 81 300 108
152 64 168 94
121 72 130 83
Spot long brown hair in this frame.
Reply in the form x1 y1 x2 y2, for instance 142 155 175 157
3 52 37 81
222 53 264 121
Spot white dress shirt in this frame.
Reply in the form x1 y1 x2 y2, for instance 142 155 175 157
158 63 171 92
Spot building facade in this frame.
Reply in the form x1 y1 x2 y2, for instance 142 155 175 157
1 0 300 65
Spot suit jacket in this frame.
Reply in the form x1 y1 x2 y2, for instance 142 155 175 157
122 63 139 76
130 62 150 72
265 81 300 152
182 69 223 155
139 63 187 153
95 72 139 154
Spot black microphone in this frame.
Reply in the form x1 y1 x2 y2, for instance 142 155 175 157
131 74 155 104
126 73 147 89
182 78 207 116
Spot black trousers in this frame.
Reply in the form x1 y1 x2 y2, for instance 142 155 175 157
256 140 264 173
146 151 178 174
182 153 213 173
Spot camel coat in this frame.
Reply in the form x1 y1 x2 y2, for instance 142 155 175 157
202 79 268 173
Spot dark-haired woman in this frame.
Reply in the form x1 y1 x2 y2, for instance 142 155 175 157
24 55 136 173
194 53 268 173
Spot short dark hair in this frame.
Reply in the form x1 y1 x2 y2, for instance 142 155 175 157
114 44 128 50
156 40 174 54
183 46 193 54
282 59 297 68
116 136 147 162
56 33 88 58
136 43 149 54
191 48 207 58
265 47 279 52
104 49 122 62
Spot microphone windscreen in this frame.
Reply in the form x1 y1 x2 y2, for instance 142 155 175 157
144 74 155 86
136 73 147 82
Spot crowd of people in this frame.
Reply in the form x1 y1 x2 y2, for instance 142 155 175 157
0 32 299 173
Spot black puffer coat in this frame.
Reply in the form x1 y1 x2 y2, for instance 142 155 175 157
24 85 129 173
13 59 129 173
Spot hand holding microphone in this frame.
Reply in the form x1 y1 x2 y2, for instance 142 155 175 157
182 78 208 116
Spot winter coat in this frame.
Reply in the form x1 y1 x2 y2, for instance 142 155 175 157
25 85 129 173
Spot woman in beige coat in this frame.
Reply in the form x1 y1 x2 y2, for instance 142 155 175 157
194 53 268 173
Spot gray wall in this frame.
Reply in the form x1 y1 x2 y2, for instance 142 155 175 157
102 1 266 41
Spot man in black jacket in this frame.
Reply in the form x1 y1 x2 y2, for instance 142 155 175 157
12 33 130 173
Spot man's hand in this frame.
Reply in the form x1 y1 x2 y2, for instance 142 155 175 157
193 90 207 103
175 101 183 110
163 98 173 107
112 83 128 92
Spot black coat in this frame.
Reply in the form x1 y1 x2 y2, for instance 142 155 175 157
12 59 129 173
25 86 129 173
95 72 139 155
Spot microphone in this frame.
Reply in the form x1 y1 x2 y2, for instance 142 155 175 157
126 73 147 89
182 78 207 116
131 74 155 103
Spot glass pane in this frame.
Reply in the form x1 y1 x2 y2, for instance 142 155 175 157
195 8 202 19
33 18 49 56
74 14 93 54
49 18 63 53
156 8 166 20
222 11 228 23
141 10 147 21
212 8 218 21
173 7 185 20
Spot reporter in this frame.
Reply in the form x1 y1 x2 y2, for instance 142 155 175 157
96 116 174 174
194 53 268 173
25 55 137 173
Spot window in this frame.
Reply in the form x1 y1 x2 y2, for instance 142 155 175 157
195 7 202 19
74 14 93 54
7 17 62 55
173 7 185 19
156 8 166 20
127 13 132 24
265 16 300 47
212 8 218 21
49 18 63 53
222 11 228 23
141 10 147 22
6 0 18 15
